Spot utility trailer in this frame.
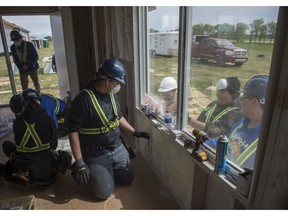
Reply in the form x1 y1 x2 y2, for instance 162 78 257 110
149 32 179 56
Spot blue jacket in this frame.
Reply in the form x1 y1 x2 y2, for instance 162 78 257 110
40 94 66 128
206 117 260 170
10 41 39 73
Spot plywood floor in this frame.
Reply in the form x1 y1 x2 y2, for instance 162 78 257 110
0 107 180 210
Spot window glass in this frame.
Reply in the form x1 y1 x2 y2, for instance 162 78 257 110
145 6 179 124
185 6 279 171
0 27 14 105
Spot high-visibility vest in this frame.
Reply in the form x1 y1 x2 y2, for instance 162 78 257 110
17 119 50 153
205 104 238 124
15 41 28 63
228 122 258 167
41 94 61 115
79 89 119 135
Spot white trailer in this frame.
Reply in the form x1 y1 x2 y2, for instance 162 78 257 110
149 32 179 56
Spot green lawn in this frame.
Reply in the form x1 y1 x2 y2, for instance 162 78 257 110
1 41 274 106
0 42 58 105
148 42 274 116
149 42 273 97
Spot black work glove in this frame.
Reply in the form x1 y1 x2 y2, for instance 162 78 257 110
71 159 90 185
133 131 150 139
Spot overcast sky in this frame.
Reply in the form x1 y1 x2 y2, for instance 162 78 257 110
2 6 280 38
149 6 279 32
3 15 51 39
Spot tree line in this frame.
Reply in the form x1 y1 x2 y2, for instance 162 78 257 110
149 18 277 43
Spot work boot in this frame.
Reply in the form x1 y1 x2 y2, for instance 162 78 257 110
57 150 72 174
50 150 72 174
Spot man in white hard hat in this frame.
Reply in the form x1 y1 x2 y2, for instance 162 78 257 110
189 77 243 138
158 77 178 117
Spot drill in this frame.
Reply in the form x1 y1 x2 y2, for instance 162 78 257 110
191 128 209 162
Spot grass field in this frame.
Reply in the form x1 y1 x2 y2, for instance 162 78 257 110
0 42 58 104
149 42 273 97
148 42 274 117
1 41 274 107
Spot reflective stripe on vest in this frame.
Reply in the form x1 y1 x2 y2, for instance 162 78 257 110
41 94 61 115
18 119 50 153
205 104 238 124
80 89 119 134
15 41 28 63
211 107 238 123
55 98 60 114
205 104 217 123
228 122 258 167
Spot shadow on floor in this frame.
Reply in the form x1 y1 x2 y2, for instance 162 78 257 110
0 111 180 210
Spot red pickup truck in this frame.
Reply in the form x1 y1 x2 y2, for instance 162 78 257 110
191 38 248 67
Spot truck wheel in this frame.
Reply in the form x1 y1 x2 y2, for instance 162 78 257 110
216 56 225 67
235 63 243 67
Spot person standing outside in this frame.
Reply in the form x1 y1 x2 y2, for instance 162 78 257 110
189 77 243 138
157 76 178 115
226 75 268 170
68 58 149 200
10 29 41 92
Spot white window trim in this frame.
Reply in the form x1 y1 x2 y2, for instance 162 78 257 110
134 6 284 208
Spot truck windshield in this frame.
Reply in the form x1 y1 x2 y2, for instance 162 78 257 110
216 39 234 47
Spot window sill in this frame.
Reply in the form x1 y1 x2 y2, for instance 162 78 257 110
136 106 250 208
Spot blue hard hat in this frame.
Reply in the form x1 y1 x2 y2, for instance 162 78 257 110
241 75 269 104
97 59 126 84
9 94 24 115
22 89 41 101
10 29 23 41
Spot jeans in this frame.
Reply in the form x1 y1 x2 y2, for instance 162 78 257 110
83 142 134 200
19 70 41 92
2 141 57 184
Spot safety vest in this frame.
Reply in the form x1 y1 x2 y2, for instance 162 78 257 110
42 94 61 115
15 41 28 63
228 122 258 167
17 119 50 153
79 89 119 135
205 104 238 124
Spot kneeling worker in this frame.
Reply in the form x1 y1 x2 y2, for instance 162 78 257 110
68 58 149 200
0 89 71 187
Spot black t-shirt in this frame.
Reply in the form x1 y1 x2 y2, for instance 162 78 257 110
197 100 243 138
68 81 123 147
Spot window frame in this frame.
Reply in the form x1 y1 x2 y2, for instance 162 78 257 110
135 6 282 204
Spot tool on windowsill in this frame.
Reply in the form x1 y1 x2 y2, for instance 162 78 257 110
191 128 209 162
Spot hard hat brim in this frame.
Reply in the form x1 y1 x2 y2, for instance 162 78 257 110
158 88 176 92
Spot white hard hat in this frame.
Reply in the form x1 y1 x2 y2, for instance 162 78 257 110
158 77 177 92
216 79 228 90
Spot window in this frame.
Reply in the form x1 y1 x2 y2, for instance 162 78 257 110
145 6 179 123
142 6 279 172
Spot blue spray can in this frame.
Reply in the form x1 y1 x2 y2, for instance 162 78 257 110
214 135 228 175
144 104 151 115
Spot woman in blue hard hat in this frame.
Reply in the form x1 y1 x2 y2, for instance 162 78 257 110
226 75 269 170
68 58 150 200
